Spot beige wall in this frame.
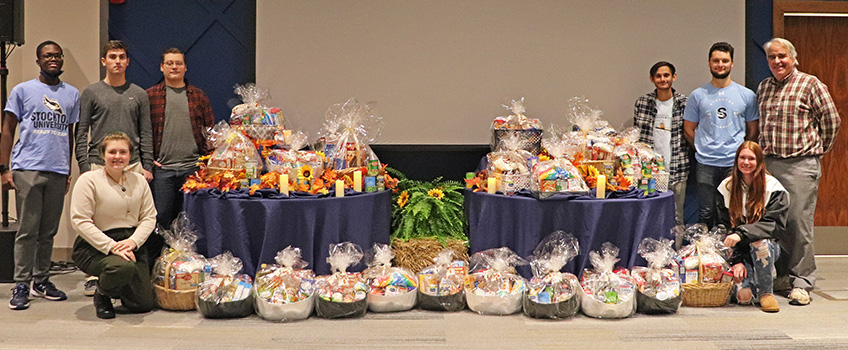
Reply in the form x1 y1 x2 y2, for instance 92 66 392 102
257 0 746 144
5 0 102 251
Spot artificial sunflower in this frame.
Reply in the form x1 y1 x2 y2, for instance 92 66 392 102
427 188 445 200
397 190 409 208
298 164 313 184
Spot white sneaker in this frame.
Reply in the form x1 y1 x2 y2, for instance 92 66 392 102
83 276 99 297
788 287 811 305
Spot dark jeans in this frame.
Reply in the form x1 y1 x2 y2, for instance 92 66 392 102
695 162 732 228
150 167 196 264
739 239 780 298
72 227 155 313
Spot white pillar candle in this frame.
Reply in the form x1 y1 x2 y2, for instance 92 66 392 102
280 174 289 195
487 177 497 194
596 175 606 199
336 179 345 197
353 170 362 192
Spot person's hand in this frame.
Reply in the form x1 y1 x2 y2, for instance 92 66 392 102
113 239 138 252
1 171 15 191
153 160 163 167
111 245 136 262
65 176 71 195
724 233 741 248
142 169 153 182
732 263 747 284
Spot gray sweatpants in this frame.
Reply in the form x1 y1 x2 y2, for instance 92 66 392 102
765 156 819 290
13 170 68 284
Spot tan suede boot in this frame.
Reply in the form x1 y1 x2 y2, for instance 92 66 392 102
760 293 780 313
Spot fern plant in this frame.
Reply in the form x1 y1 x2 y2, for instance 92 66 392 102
387 168 468 243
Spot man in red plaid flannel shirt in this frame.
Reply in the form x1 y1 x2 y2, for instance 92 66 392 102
145 48 215 258
757 38 841 306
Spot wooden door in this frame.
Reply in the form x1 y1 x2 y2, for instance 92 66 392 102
774 1 848 226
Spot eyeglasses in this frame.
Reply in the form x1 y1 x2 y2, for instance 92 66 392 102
163 61 185 67
40 53 64 60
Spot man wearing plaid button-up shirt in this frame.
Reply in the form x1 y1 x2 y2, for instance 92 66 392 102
633 61 689 225
757 38 841 305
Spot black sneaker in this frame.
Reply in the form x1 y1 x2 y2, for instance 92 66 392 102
31 280 68 301
8 283 30 310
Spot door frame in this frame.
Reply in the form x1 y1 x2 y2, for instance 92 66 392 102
774 0 848 37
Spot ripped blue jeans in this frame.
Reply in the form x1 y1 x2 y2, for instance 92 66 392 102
739 239 780 297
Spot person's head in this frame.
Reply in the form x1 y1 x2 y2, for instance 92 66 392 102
649 61 677 91
100 40 129 76
708 42 734 79
160 47 187 85
98 132 133 172
726 141 768 226
35 41 64 78
763 38 798 81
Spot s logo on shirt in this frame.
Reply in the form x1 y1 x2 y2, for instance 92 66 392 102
717 107 727 119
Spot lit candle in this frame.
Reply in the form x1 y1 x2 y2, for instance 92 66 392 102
280 174 289 195
596 175 606 199
487 177 497 194
353 171 362 192
336 179 344 197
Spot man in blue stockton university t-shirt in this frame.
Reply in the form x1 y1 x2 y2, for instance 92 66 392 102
1 41 80 310
683 42 759 228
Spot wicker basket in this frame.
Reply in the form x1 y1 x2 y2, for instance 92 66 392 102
491 128 543 154
153 284 197 311
680 246 732 307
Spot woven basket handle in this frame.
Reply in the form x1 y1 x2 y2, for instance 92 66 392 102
696 245 703 285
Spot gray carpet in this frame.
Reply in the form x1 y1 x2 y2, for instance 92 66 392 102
2 256 846 350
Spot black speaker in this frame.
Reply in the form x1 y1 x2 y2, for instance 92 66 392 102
0 0 25 45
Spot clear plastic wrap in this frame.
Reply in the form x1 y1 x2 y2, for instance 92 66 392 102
531 133 589 197
566 96 604 132
523 231 581 319
487 134 536 194
265 131 324 187
315 242 369 318
631 238 682 314
228 84 286 141
579 242 637 318
677 225 731 284
490 98 543 154
196 251 254 318
205 121 263 175
151 213 206 310
253 246 316 321
417 249 468 311
465 247 527 315
321 98 383 170
363 244 417 312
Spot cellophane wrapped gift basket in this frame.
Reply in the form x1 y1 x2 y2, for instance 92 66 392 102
252 246 316 321
464 247 527 315
229 84 286 141
196 251 254 318
205 121 263 176
491 98 543 155
531 132 589 198
315 242 369 319
363 244 417 312
152 213 206 311
318 98 383 172
523 231 581 319
631 238 682 314
265 131 324 188
580 242 637 319
678 225 733 307
417 249 468 311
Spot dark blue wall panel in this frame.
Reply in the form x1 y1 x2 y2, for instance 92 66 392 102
109 0 256 122
746 0 774 89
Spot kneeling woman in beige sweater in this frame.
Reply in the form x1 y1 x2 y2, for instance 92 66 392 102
71 131 157 319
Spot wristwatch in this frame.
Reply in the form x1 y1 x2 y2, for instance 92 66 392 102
0 164 9 174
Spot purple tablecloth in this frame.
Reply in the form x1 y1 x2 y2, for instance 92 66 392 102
184 189 392 276
465 190 675 278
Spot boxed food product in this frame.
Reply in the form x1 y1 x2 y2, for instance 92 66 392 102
253 246 315 321
363 244 417 312
464 247 527 315
523 231 581 319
